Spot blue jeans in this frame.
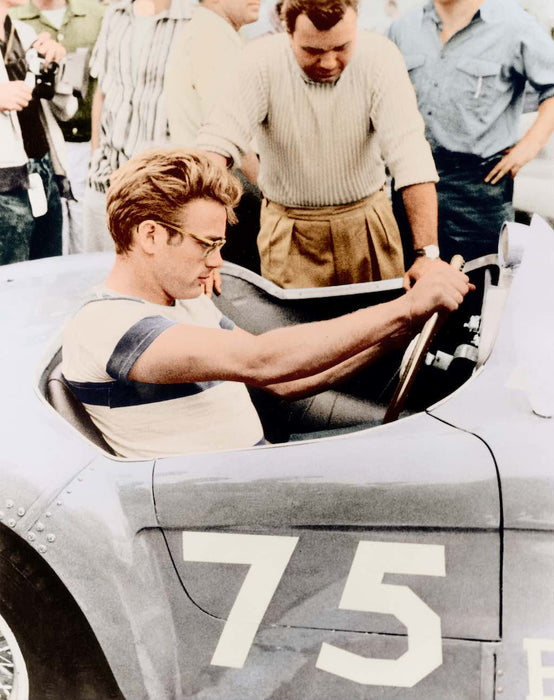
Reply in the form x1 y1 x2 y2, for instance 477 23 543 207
0 153 63 265
392 150 514 266
433 151 514 263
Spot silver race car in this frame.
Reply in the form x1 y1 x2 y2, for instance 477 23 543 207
0 216 552 700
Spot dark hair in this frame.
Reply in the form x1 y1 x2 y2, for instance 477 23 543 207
281 0 358 33
106 148 242 254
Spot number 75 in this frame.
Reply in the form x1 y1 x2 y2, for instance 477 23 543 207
182 532 445 688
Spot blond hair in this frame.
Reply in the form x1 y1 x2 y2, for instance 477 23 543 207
106 148 242 253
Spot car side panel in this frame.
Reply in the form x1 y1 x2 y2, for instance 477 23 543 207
498 530 554 700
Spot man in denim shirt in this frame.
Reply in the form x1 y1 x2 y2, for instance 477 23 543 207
388 0 554 263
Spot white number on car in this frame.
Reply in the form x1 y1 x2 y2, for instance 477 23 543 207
182 532 299 668
182 533 445 687
316 541 445 687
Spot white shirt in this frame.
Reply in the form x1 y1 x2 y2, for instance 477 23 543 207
164 6 245 146
62 289 264 458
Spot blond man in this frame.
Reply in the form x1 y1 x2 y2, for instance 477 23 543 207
62 148 472 459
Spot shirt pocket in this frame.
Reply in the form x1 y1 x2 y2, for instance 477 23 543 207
454 57 501 110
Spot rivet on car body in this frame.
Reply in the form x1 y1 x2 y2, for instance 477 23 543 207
36 522 45 532
497 687 503 693
6 500 14 509
66 489 72 494
8 519 16 528
78 476 84 482
17 507 25 517
38 545 47 554
497 669 503 676
45 511 52 517
28 533 36 542
56 500 63 506
47 534 56 543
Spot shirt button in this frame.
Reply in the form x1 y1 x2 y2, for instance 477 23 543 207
58 33 64 40
427 111 432 116
433 82 439 87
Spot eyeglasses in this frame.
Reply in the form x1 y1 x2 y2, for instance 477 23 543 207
159 222 226 259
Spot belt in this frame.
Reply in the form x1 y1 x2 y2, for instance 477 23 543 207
433 147 507 171
264 187 387 221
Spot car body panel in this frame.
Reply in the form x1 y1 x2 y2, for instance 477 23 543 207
156 415 501 644
430 216 554 530
499 529 554 699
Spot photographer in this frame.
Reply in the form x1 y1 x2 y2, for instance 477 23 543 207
10 0 105 254
0 0 76 266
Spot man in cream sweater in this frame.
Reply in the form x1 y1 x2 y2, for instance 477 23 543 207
197 0 442 289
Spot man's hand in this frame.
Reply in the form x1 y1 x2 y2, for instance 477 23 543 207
484 142 539 184
405 262 474 324
0 81 33 111
33 32 66 66
485 97 554 185
403 255 442 290
202 269 222 297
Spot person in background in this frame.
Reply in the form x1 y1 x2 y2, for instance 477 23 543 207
196 0 443 290
388 0 554 263
164 0 262 271
83 0 190 252
1 0 76 264
9 0 104 254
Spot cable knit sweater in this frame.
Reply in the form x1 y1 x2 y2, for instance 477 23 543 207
196 30 438 208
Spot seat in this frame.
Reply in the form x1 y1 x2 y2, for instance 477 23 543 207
45 362 116 455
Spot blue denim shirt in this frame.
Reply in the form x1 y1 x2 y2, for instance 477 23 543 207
388 0 554 158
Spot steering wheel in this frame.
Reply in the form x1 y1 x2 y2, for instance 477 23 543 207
383 255 465 423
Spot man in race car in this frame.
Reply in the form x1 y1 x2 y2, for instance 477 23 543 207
62 148 472 459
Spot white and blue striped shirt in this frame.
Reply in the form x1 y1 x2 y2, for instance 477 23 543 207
88 0 191 192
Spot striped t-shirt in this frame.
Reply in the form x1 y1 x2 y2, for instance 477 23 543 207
62 289 264 458
88 0 191 192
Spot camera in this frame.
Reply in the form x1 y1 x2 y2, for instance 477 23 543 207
25 48 57 100
25 46 91 101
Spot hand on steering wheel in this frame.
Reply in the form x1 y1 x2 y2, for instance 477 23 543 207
383 255 466 423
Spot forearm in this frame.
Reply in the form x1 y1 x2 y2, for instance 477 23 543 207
262 331 407 399
90 87 104 152
519 96 554 155
400 181 438 250
239 150 259 185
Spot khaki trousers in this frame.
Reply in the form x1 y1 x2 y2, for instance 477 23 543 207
258 189 405 288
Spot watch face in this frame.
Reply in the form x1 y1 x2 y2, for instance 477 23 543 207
423 245 440 259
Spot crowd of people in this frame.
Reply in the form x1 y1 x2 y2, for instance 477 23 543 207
1 0 553 273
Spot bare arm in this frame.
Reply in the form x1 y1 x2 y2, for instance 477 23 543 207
203 151 230 170
239 150 259 186
400 181 441 288
259 323 408 399
485 97 554 184
90 86 104 152
129 265 472 390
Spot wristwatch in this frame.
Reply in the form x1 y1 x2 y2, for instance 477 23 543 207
414 244 440 260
